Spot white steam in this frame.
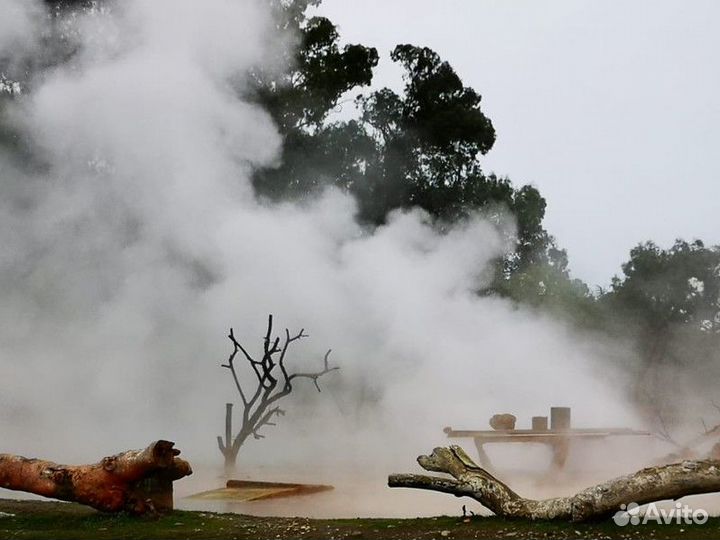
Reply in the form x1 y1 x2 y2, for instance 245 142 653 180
0 0 43 55
1 0 643 502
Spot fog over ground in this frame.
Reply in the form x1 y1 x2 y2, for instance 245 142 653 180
0 0 663 514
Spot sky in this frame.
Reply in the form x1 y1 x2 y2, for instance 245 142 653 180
317 0 720 287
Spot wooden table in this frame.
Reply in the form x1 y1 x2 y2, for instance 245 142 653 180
443 427 652 470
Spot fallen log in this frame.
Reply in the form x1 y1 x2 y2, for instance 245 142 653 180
0 440 192 514
388 445 720 522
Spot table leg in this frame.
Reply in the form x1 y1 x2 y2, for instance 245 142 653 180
550 437 569 471
473 439 493 469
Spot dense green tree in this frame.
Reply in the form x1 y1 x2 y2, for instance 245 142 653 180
601 240 720 416
250 0 379 199
498 243 598 322
250 4 571 302
605 239 720 357
357 44 582 303
13 0 581 308
355 44 497 223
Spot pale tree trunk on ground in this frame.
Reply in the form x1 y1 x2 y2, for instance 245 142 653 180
389 445 720 522
0 440 192 514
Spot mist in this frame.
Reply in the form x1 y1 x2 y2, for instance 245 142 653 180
0 0 654 514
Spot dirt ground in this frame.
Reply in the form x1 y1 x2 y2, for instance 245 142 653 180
2 498 720 540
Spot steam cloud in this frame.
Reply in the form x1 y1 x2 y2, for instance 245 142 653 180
0 0 641 488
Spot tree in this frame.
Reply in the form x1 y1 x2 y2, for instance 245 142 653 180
248 2 574 301
249 8 568 298
250 0 379 199
607 240 720 337
12 0 589 316
389 445 720 522
355 44 496 224
494 236 599 325
602 239 720 418
6 0 569 305
217 315 338 473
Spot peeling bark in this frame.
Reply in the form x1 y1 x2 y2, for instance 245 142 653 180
389 445 720 522
0 440 192 514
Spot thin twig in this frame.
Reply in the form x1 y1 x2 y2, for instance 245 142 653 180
218 315 338 465
288 350 339 392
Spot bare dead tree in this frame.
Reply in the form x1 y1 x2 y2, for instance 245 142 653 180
217 314 338 473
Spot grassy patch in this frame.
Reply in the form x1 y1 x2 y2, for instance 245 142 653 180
1 499 720 539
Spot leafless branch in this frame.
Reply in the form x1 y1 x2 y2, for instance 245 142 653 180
288 349 339 392
252 406 285 440
654 411 680 447
221 329 248 406
217 314 338 471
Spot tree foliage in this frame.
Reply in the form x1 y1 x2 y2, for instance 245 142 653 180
609 240 720 335
355 43 498 223
250 0 379 199
249 2 573 306
600 240 720 417
3 0 575 306
604 240 720 362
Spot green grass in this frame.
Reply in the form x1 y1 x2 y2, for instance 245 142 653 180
2 499 720 539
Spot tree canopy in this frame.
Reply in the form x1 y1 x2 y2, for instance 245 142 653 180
595 240 720 418
608 240 720 336
248 1 575 307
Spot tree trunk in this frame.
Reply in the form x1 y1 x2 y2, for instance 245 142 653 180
217 402 239 476
388 445 720 522
0 440 192 514
223 448 239 477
